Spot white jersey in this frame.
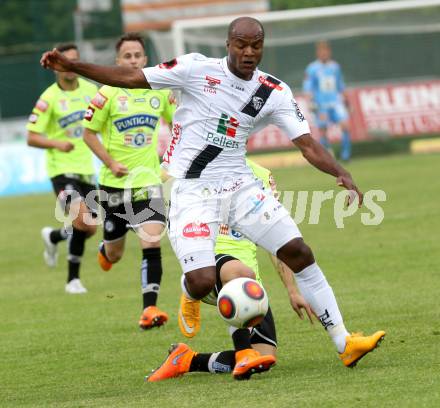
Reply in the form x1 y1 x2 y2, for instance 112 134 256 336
142 53 310 180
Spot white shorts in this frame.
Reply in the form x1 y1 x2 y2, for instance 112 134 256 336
168 176 302 273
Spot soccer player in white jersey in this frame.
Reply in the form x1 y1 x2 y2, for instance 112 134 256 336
40 16 386 380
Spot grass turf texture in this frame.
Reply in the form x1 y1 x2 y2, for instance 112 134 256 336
1 153 439 407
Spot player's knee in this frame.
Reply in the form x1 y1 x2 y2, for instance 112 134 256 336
277 238 315 270
185 268 216 299
72 219 96 237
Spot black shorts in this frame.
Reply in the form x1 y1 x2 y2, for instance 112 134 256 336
99 184 166 242
51 173 98 214
213 253 277 348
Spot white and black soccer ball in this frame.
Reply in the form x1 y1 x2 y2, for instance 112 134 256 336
217 277 268 328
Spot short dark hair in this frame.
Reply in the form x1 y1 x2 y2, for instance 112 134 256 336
228 17 265 39
115 32 145 53
55 42 78 53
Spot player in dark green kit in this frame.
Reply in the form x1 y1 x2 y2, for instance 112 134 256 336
83 33 175 329
27 43 98 294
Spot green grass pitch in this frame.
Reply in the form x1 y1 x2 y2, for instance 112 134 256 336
1 153 439 407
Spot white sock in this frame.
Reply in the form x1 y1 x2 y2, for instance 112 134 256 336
180 274 196 301
294 262 349 353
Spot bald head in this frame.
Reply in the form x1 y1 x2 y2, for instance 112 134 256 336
228 17 265 40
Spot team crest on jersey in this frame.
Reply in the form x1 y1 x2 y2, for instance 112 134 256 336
35 99 48 112
84 106 95 121
59 99 68 111
204 75 221 94
150 96 160 109
91 92 108 109
118 96 128 112
252 96 264 111
28 113 39 124
124 132 151 147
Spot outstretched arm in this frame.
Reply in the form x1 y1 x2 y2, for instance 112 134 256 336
293 133 363 206
40 48 149 89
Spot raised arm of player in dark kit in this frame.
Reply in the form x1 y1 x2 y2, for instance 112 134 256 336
40 48 149 89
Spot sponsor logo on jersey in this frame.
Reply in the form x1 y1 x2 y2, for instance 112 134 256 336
150 96 160 109
218 224 229 235
163 122 182 164
114 114 159 132
230 229 243 239
250 192 266 213
58 110 85 128
182 222 210 238
91 92 108 109
28 113 39 124
292 99 305 122
204 75 221 94
118 96 128 112
206 132 239 149
35 99 49 112
59 99 68 111
258 76 283 91
217 113 239 137
159 58 177 69
124 132 152 147
84 106 95 121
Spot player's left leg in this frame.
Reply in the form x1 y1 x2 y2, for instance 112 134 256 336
137 220 168 330
235 186 385 367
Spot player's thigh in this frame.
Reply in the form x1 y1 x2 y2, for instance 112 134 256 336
130 199 166 247
168 181 219 271
137 221 165 248
99 186 130 244
232 187 301 255
315 107 329 129
219 259 256 284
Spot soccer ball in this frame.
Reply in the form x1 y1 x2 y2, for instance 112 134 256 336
217 277 269 328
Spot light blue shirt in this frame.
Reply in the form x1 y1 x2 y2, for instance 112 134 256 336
303 60 345 107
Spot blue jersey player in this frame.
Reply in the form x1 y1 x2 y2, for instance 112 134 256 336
303 41 351 161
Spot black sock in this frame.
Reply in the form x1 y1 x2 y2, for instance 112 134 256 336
67 228 87 283
141 247 162 309
189 351 235 373
232 328 252 351
50 228 68 244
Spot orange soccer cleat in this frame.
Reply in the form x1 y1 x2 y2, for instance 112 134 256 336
97 249 112 272
232 348 276 380
146 343 196 382
178 293 201 338
339 330 386 367
139 305 168 330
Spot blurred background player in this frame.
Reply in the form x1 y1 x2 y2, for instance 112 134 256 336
27 43 98 294
147 159 315 381
82 33 175 329
303 41 352 161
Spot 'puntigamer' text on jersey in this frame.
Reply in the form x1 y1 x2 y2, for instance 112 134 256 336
142 53 310 180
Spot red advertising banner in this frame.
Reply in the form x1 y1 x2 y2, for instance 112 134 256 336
157 79 440 155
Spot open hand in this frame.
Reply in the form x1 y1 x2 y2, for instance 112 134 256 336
336 174 363 207
288 292 316 324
